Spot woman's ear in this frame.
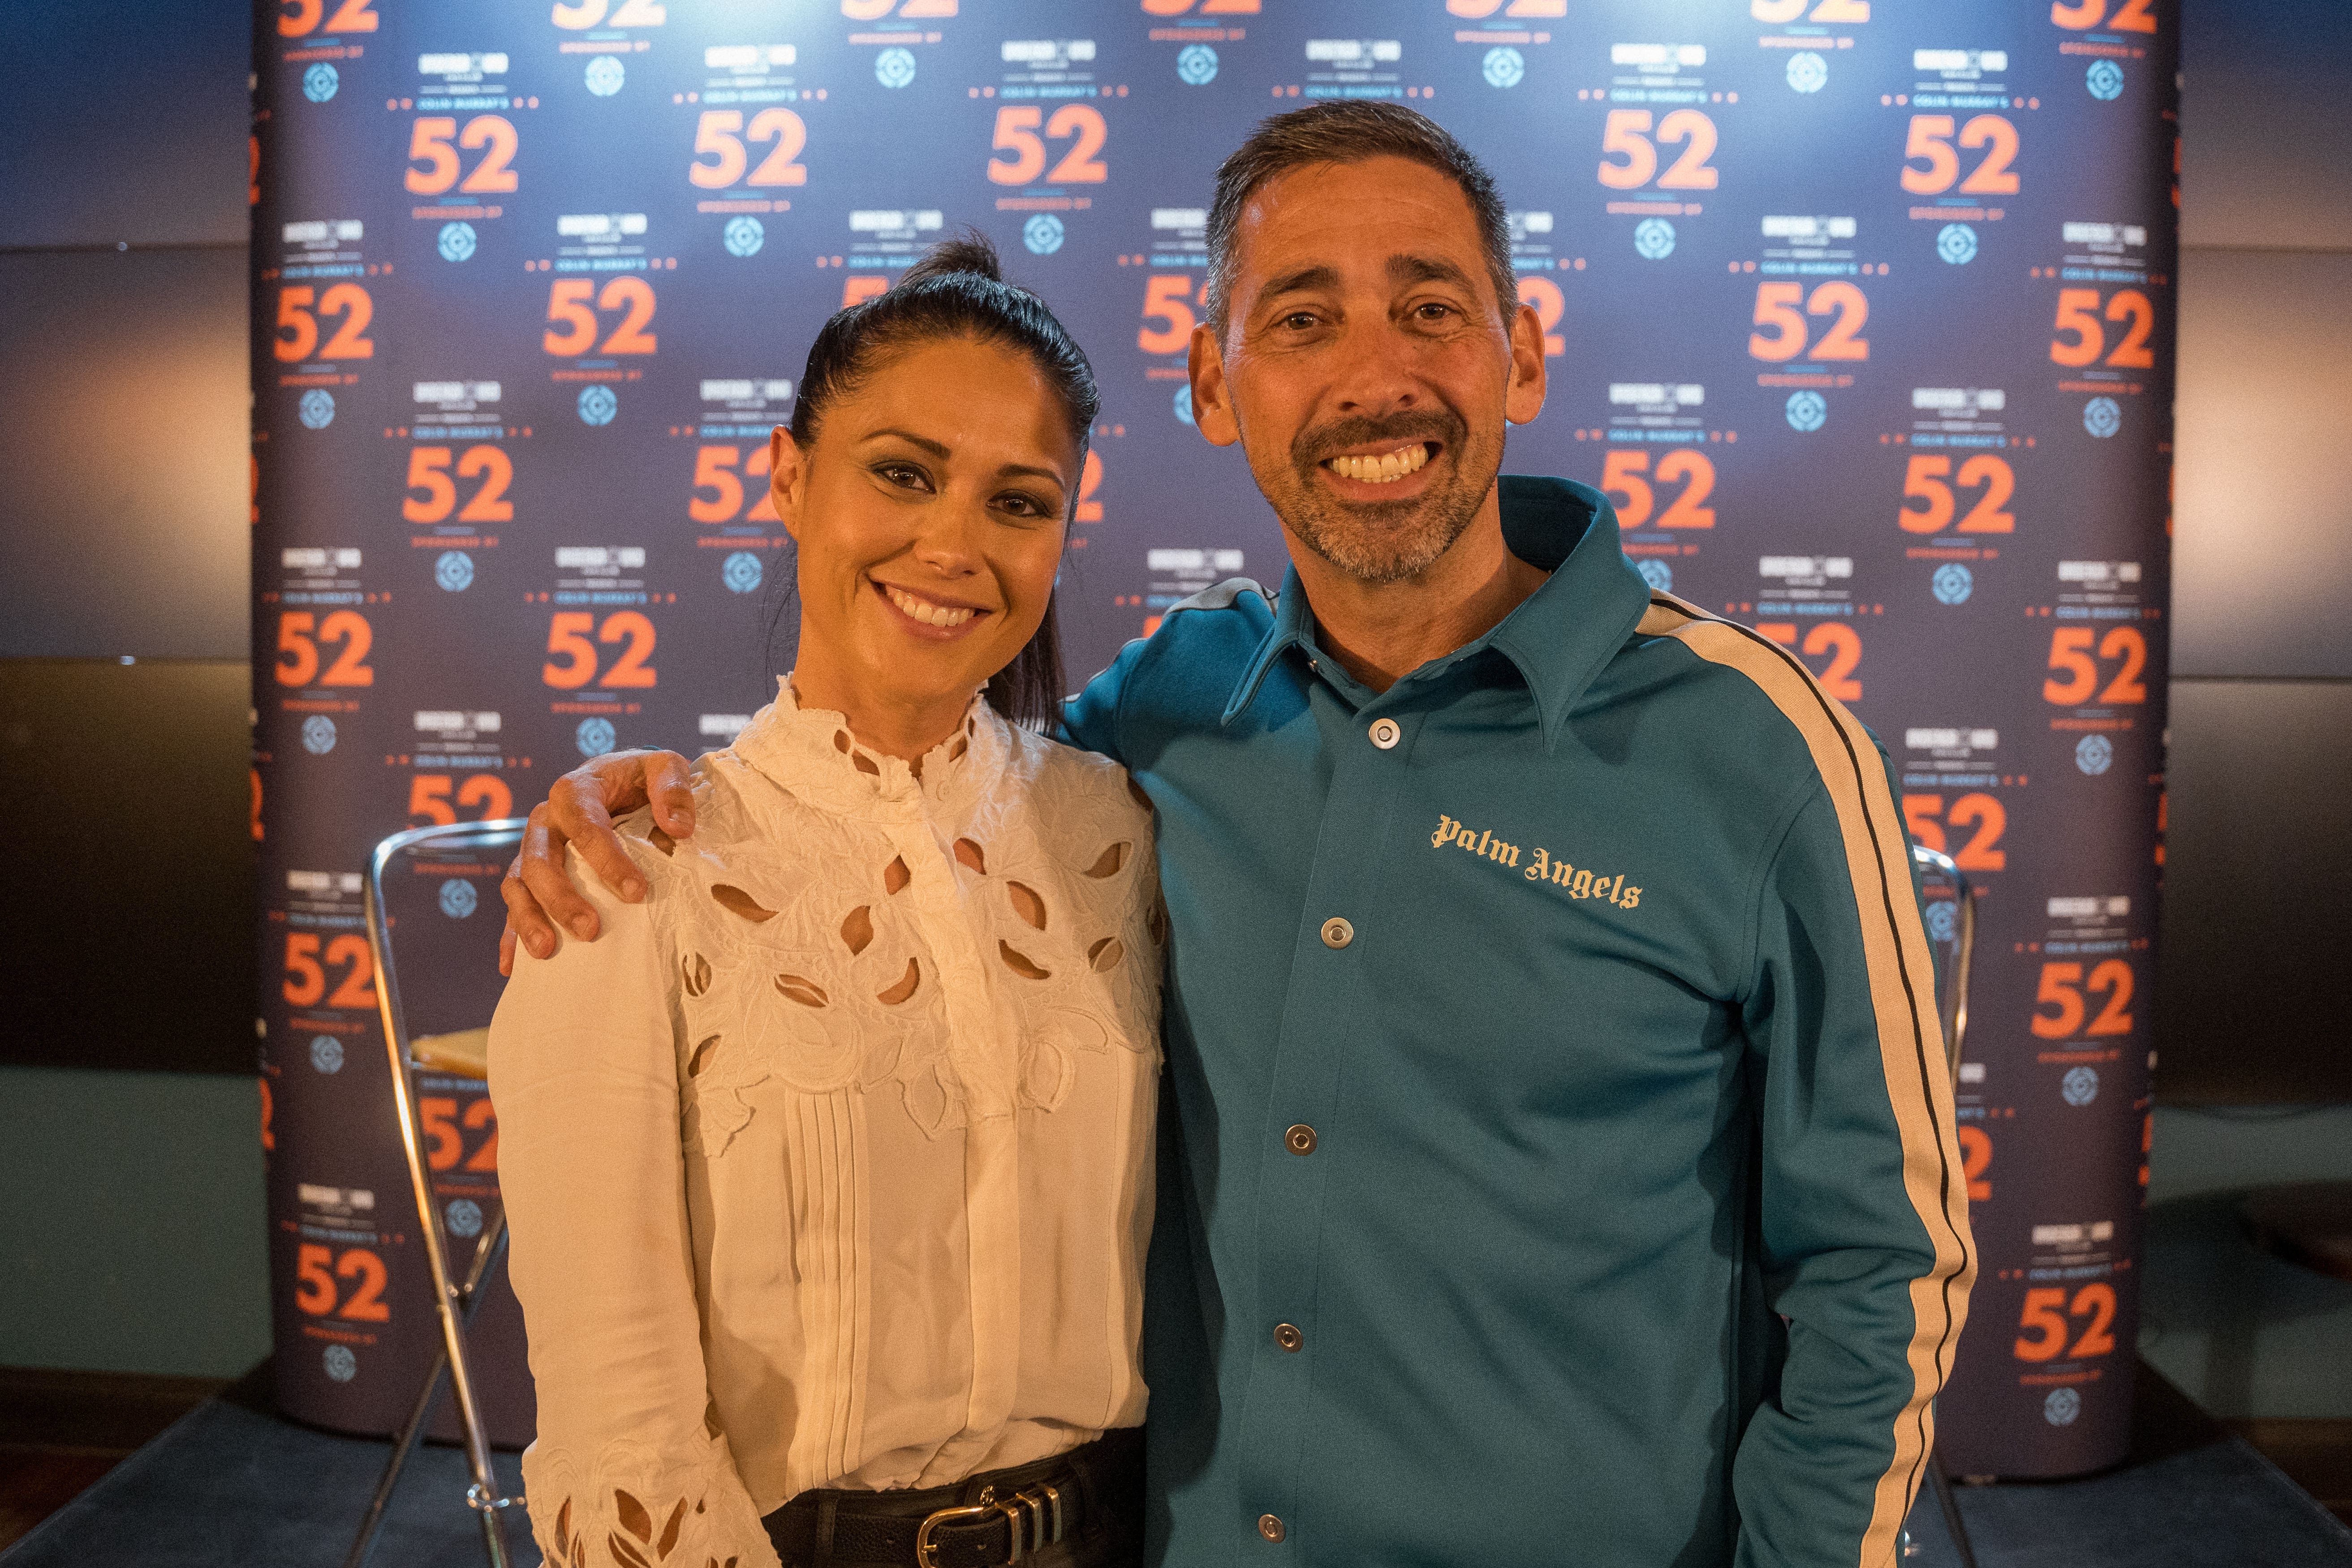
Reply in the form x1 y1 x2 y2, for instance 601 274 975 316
769 425 808 542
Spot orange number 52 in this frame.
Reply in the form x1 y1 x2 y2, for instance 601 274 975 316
1899 454 2014 534
282 931 376 1009
1601 449 1716 529
293 1243 391 1321
988 104 1108 185
543 277 658 356
2030 958 2135 1039
274 610 374 687
688 108 807 189
2015 1283 2118 1362
274 284 374 362
405 116 519 196
543 611 658 689
2050 288 2156 369
1748 281 1869 362
2042 625 2148 705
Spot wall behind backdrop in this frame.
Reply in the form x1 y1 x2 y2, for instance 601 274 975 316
250 0 2180 1477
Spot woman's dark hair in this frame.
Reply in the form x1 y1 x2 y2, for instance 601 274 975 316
784 231 1097 728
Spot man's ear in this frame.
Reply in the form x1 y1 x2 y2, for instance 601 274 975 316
1188 323 1241 448
1505 299 1548 427
768 425 810 541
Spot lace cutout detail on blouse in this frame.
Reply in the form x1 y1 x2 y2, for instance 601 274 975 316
526 1434 778 1568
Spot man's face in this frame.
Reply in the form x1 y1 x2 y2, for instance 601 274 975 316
1189 155 1545 586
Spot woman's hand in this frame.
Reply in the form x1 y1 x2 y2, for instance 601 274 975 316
499 749 696 973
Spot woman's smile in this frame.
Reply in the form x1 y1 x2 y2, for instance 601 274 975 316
874 578 991 639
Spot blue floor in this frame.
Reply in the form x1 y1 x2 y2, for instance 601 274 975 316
6 1363 2348 1567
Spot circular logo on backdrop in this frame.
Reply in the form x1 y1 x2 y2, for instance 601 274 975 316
577 717 617 757
323 1344 357 1382
2045 1387 2082 1426
2086 60 2124 100
1925 901 1959 944
1482 47 1525 89
1932 562 1974 605
2083 396 2121 438
445 1198 484 1238
578 385 618 426
310 1034 344 1074
438 878 478 918
435 550 474 591
298 389 336 429
1022 214 1065 255
1785 391 1827 432
722 551 762 594
584 55 625 96
1177 44 1219 85
1637 560 1673 593
1786 52 1828 94
2076 732 2114 775
2062 1066 2101 1106
875 47 916 89
1633 218 1676 260
1173 384 1194 425
437 221 478 263
301 715 338 754
1937 223 1978 265
722 215 764 257
302 63 339 103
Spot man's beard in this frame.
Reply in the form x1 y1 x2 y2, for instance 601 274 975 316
1267 407 1499 586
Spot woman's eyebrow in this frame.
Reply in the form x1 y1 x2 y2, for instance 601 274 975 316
861 427 951 457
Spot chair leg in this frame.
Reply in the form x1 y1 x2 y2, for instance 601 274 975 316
344 1214 513 1568
1926 1446 1979 1568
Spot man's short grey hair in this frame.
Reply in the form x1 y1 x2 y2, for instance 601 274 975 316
1201 101 1519 339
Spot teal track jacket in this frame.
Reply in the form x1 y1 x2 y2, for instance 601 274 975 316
1060 476 1976 1568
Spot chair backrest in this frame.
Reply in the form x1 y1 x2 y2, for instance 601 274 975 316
362 817 538 1450
365 820 527 1072
1909 842 1976 1089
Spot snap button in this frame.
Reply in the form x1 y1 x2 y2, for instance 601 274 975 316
1285 1124 1317 1155
1368 717 1400 750
1275 1322 1303 1352
1258 1514 1286 1543
1319 917 1353 949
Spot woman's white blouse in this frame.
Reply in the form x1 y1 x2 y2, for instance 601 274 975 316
490 684 1163 1568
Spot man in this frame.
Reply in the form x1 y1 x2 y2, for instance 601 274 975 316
504 103 1973 1567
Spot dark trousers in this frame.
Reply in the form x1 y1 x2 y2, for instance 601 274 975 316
763 1427 1143 1568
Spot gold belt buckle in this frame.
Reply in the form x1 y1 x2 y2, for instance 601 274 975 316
914 1480 1067 1567
917 1485 1021 1568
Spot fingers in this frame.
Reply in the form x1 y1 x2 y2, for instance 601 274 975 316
646 751 697 838
517 801 603 943
550 769 644 905
500 845 563 964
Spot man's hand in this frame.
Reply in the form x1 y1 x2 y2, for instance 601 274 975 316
499 749 696 974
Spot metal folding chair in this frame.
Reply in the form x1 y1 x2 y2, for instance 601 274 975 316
1903 842 1981 1568
349 818 530 1568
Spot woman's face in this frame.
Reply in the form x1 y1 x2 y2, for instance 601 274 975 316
771 334 1077 733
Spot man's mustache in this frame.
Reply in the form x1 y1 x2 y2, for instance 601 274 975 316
1292 410 1465 470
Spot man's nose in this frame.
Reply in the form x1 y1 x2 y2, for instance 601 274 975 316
1330 316 1422 415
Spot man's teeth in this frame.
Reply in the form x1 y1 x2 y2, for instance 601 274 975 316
1324 444 1431 484
886 586 976 628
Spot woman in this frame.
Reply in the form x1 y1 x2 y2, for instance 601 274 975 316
491 237 1162 1568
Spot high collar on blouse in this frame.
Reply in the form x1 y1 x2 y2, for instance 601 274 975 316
729 676 1009 822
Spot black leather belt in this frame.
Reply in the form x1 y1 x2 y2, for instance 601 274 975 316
763 1428 1141 1568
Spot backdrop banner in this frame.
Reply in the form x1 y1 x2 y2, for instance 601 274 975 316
251 0 2178 1475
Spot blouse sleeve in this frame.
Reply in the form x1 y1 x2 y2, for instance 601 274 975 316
489 851 781 1568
